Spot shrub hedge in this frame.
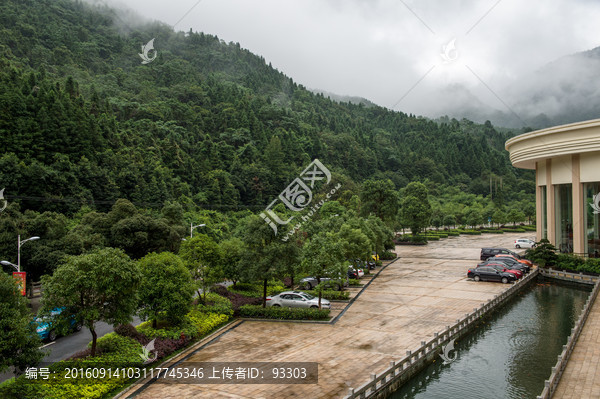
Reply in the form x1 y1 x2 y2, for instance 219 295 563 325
380 251 397 260
458 230 482 235
239 305 330 320
228 282 286 297
303 290 350 300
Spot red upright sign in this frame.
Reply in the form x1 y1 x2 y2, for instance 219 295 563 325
13 272 26 296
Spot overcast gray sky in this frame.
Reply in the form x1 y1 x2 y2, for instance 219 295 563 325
103 0 600 120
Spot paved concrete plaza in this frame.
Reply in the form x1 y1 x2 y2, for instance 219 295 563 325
553 296 600 399
128 233 527 399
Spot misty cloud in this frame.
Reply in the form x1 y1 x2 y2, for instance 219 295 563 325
91 0 600 128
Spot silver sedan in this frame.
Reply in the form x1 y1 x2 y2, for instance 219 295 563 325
266 291 331 309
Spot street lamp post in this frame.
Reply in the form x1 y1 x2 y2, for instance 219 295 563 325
17 235 40 272
190 223 206 238
1 260 18 271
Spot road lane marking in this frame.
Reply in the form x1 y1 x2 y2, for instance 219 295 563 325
39 342 55 349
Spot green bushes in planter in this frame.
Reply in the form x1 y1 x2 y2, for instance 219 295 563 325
380 251 397 260
348 278 362 286
480 229 504 234
303 290 349 300
228 282 285 297
239 305 330 320
458 230 482 235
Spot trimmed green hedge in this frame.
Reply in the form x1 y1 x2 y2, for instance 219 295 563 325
136 312 229 340
522 225 537 231
552 254 600 274
228 282 286 297
480 229 504 234
239 305 330 320
380 251 397 260
502 228 526 233
424 235 440 241
348 278 362 286
458 230 482 235
303 290 350 300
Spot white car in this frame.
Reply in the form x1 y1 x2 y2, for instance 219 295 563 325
514 239 536 249
266 291 331 309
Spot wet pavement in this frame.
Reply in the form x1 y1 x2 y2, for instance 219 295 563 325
124 233 526 399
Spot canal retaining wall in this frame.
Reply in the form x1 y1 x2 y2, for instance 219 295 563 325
343 268 540 399
537 270 600 399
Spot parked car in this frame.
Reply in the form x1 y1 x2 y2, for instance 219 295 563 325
494 253 534 267
486 256 531 273
34 307 81 342
266 291 331 309
514 239 536 249
348 266 365 277
480 247 522 261
347 269 359 279
371 252 380 262
299 277 345 291
483 262 523 279
467 265 517 284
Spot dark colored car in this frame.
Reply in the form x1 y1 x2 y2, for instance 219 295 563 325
347 269 359 279
484 262 523 279
467 265 517 284
480 248 522 261
485 256 531 273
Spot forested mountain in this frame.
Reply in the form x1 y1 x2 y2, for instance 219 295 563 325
0 0 533 216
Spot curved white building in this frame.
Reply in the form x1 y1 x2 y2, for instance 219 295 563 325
506 119 600 256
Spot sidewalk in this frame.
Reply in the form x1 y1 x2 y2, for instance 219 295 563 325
126 234 523 399
553 297 600 398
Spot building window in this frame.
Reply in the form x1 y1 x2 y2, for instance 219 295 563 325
555 184 573 253
585 182 600 258
541 186 547 239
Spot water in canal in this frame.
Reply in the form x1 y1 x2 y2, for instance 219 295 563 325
391 279 592 399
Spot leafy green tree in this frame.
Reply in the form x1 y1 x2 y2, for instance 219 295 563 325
239 215 279 307
41 248 141 356
399 182 431 236
180 234 223 303
492 208 506 228
506 208 526 226
525 239 557 267
0 273 44 374
301 231 345 308
443 214 456 229
138 252 194 328
339 222 371 271
319 200 347 219
360 179 399 224
220 237 245 287
364 216 392 260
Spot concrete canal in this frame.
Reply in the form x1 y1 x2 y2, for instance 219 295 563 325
390 278 592 399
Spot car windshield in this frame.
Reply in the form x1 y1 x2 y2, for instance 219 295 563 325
301 293 315 300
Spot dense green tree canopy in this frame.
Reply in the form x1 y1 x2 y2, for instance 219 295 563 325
0 273 43 373
40 247 141 356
